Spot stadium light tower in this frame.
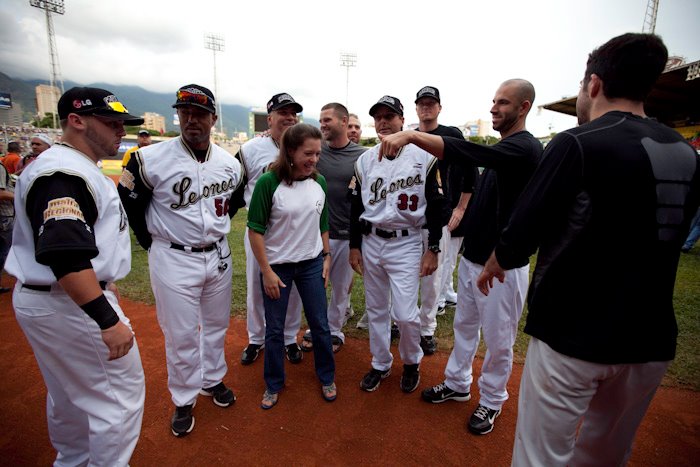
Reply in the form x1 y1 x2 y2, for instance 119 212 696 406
340 52 357 107
30 0 65 129
204 33 225 136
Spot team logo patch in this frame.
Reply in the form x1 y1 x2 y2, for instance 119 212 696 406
43 197 85 223
119 169 136 191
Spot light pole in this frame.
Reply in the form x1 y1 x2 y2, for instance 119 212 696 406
340 52 357 108
29 0 65 129
204 33 225 137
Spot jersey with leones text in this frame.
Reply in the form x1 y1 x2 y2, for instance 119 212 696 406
354 143 437 230
6 144 131 284
119 137 242 246
236 136 279 207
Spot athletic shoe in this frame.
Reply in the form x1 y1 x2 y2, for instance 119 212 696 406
241 343 264 365
285 343 303 364
360 367 391 392
445 299 457 307
436 304 446 316
356 312 369 329
420 335 437 355
171 403 195 437
391 323 400 340
343 305 355 326
400 364 420 393
199 382 236 408
468 404 502 435
421 382 471 404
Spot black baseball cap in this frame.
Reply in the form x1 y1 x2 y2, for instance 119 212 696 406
137 129 150 136
57 87 144 125
267 93 303 114
369 95 404 117
415 86 440 103
172 84 216 114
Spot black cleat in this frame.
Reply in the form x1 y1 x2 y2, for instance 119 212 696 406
199 382 236 408
241 343 264 365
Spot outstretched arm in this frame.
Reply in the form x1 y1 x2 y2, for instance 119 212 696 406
379 131 446 160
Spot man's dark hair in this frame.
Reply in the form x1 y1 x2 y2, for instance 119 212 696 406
7 142 20 153
321 102 349 120
585 33 667 101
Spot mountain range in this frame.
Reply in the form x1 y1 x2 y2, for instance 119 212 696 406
0 72 318 134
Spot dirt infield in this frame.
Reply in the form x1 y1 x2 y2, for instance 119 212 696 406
1 282 698 465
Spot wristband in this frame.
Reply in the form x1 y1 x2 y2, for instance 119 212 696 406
80 294 120 330
322 251 331 257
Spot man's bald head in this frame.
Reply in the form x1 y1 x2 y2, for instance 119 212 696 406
501 79 535 110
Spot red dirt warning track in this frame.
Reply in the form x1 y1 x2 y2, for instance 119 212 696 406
0 288 698 465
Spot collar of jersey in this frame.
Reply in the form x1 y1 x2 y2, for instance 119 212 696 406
179 136 211 162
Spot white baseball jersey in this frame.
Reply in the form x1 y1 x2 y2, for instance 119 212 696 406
7 143 131 284
354 143 437 231
120 137 242 245
237 135 279 206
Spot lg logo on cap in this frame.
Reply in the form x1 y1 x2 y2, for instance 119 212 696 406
72 99 93 109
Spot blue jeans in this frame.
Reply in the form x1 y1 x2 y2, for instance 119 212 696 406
682 208 700 251
262 255 335 393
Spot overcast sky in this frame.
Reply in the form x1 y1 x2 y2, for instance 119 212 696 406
1 0 698 136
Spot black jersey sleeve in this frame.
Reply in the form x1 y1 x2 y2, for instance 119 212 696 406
424 160 447 247
348 168 365 250
26 172 99 273
118 150 153 250
442 133 536 171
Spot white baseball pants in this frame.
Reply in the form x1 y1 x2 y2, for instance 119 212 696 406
438 232 462 306
244 228 302 345
327 238 354 342
444 257 528 410
149 237 231 407
512 337 670 467
418 226 448 336
362 230 423 371
14 286 145 467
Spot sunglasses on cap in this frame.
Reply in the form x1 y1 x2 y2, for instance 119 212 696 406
176 90 212 106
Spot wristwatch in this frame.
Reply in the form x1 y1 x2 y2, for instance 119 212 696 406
428 245 441 254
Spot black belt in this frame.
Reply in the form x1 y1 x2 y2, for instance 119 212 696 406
373 228 410 239
24 281 107 292
170 239 221 253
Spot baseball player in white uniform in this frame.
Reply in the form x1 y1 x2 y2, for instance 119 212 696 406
119 84 244 437
235 93 305 365
6 87 145 466
349 95 446 393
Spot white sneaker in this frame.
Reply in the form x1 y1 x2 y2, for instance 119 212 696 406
356 312 368 329
342 305 355 326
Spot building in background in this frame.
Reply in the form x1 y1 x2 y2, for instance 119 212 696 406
460 119 491 138
35 84 60 119
142 112 166 134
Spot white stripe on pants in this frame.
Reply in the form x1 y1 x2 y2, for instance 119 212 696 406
444 257 528 409
327 238 354 342
150 238 231 407
511 337 670 467
418 226 448 336
362 231 423 371
244 227 302 345
13 287 145 467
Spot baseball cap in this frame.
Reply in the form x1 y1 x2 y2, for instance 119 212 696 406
57 87 144 125
415 86 441 103
267 93 303 114
369 95 404 117
172 84 216 114
137 129 150 136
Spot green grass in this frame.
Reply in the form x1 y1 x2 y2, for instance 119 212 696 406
118 210 700 390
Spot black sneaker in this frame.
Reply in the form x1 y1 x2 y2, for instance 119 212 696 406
421 382 471 403
400 364 420 393
360 367 391 392
468 404 501 435
390 323 400 340
420 335 437 355
171 403 195 437
436 304 446 316
241 343 264 365
199 382 236 408
285 343 303 364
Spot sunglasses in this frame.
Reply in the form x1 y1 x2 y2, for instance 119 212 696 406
177 90 212 106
